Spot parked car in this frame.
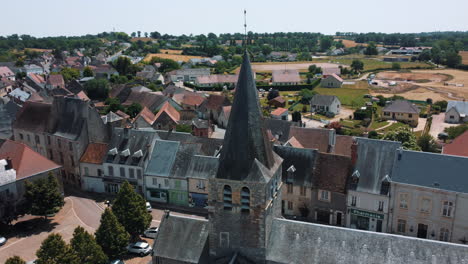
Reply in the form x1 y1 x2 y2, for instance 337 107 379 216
109 260 125 264
0 236 7 246
143 227 159 239
146 202 152 212
127 241 152 256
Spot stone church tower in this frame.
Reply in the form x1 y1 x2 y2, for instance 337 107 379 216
208 51 283 263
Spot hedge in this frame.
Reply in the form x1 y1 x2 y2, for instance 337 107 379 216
192 78 321 92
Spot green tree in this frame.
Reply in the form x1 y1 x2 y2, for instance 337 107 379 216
150 57 180 73
105 97 124 113
95 208 130 259
84 79 110 100
417 133 439 153
15 58 24 67
113 56 138 76
392 62 401 70
5 256 26 264
351 60 364 72
383 127 421 151
445 50 462 67
36 234 79 264
364 42 378 55
60 67 80 82
24 173 64 219
368 130 380 139
320 36 333 51
112 181 152 239
299 89 316 104
261 45 272 56
433 100 448 112
445 124 468 139
83 66 94 77
292 111 302 123
70 226 108 264
125 103 143 118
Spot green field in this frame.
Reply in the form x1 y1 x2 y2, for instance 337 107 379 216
314 87 368 108
379 122 409 134
369 120 389 130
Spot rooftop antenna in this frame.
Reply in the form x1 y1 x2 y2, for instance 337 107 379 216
244 9 247 48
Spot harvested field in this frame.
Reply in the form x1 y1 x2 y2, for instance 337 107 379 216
130 37 154 42
376 71 451 82
334 39 363 48
144 53 206 62
244 62 343 73
371 88 449 102
460 51 468 65
159 49 183 55
24 48 53 53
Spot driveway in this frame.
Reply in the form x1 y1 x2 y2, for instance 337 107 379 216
414 118 427 132
0 195 201 264
429 113 458 138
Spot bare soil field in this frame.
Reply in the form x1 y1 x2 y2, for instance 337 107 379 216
460 51 468 65
144 53 206 62
248 62 343 73
376 71 451 82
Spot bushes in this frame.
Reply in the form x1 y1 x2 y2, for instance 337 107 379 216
353 108 372 120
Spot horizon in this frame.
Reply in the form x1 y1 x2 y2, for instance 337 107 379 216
1 0 467 37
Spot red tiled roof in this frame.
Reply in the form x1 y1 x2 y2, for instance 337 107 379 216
155 101 180 123
272 70 300 83
203 94 231 110
0 140 61 180
196 74 238 84
0 66 14 78
335 135 353 157
222 105 231 117
47 74 65 87
135 107 156 124
314 152 351 193
29 73 46 84
286 136 304 148
330 73 344 82
271 107 288 116
116 110 130 119
270 96 286 104
443 130 468 157
27 92 44 102
322 67 341 76
76 91 90 101
80 143 108 164
182 94 205 107
289 127 333 152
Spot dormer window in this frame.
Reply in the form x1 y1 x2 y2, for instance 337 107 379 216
131 150 143 165
380 175 391 195
286 165 296 183
107 148 118 162
223 185 232 211
241 187 250 213
121 149 130 157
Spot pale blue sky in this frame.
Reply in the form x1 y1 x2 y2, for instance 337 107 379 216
1 0 467 37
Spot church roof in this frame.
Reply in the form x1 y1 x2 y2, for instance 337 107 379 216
216 51 275 181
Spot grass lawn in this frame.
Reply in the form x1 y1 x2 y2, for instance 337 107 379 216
379 122 409 134
369 120 389 130
314 87 368 108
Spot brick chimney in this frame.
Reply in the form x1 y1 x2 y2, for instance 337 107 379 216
351 139 358 166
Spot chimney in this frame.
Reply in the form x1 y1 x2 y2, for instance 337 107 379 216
351 139 358 166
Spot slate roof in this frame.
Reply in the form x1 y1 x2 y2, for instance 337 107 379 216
66 80 84 94
186 155 219 179
392 149 468 193
146 139 179 177
80 143 108 164
153 214 209 263
171 142 202 178
353 138 401 194
447 100 468 115
13 101 51 133
442 130 468 157
274 145 317 187
266 218 468 264
288 127 335 153
102 111 123 124
216 51 276 181
155 130 223 156
310 94 338 106
162 85 186 96
0 139 61 180
383 100 420 114
48 97 88 140
264 118 296 143
314 152 351 193
272 70 301 83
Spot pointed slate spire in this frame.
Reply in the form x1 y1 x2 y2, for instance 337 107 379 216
216 51 275 181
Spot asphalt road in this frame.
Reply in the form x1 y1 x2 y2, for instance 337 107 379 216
0 195 199 264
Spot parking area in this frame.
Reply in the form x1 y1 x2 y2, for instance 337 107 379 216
429 113 458 139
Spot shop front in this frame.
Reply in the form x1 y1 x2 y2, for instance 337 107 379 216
349 209 384 232
147 188 168 203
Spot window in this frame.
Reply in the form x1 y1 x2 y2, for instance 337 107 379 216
35 135 40 144
378 201 384 211
19 133 24 140
420 198 431 213
220 232 229 248
57 139 61 148
409 114 413 118
164 179 169 187
84 167 89 176
351 196 357 206
49 150 54 160
442 201 454 217
197 180 205 189
108 166 114 176
129 168 135 178
241 187 250 213
120 167 126 177
439 228 450 242
223 185 232 210
152 178 157 186
137 169 142 179
69 142 73 151
47 136 51 145
318 190 330 202
70 156 74 167
59 152 64 164
27 134 31 142
397 219 406 233
399 193 409 209
450 115 454 119
287 183 293 194
175 180 181 188
300 186 306 196
97 169 103 177
287 201 293 210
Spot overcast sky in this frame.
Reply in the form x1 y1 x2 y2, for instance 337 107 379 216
1 0 467 37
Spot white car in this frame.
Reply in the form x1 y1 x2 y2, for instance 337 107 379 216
143 227 159 239
0 236 6 246
146 202 152 212
127 241 152 256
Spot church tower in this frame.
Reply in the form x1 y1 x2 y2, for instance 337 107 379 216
208 51 283 263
